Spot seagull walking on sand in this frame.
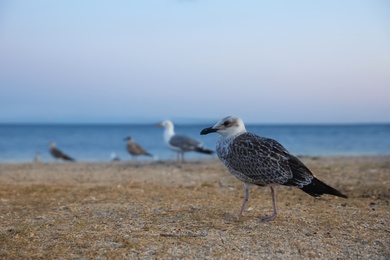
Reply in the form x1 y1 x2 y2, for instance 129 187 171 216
157 120 214 162
200 116 347 221
49 142 75 162
124 136 153 159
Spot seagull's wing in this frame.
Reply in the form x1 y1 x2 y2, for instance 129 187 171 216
51 147 74 161
50 147 63 158
225 133 300 185
133 142 152 156
169 135 201 151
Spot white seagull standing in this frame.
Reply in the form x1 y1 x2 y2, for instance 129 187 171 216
200 116 347 221
157 120 214 162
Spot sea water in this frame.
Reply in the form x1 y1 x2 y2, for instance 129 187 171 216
0 123 389 163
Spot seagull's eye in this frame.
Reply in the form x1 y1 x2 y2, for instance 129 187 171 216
223 121 230 126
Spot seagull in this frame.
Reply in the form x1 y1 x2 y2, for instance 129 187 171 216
124 136 153 159
49 142 75 162
34 151 42 163
200 116 347 221
110 152 121 162
157 120 214 162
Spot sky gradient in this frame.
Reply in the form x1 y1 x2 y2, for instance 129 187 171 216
1 0 389 124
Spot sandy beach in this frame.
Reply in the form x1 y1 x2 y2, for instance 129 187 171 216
0 156 389 259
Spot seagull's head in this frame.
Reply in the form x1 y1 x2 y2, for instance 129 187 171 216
156 120 174 130
49 141 56 148
124 136 133 142
200 116 246 137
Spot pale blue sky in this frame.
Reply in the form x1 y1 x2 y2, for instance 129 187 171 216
0 0 389 124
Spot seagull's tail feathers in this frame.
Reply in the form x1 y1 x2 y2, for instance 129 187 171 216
194 147 214 155
300 177 347 198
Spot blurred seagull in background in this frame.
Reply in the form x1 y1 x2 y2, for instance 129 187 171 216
124 136 153 159
201 116 347 221
157 120 214 162
110 152 121 162
49 141 75 162
34 151 42 163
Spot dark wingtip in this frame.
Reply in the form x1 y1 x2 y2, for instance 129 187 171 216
301 178 348 199
194 147 215 154
337 192 348 199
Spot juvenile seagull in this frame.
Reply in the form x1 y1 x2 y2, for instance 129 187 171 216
200 116 347 221
49 142 75 162
124 136 153 159
157 120 214 162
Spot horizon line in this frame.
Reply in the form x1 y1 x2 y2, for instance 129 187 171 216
0 121 389 126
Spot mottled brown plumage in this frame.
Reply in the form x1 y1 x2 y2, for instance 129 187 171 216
201 116 347 221
124 136 152 158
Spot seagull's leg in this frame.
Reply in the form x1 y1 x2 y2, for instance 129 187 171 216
238 183 250 217
262 186 277 221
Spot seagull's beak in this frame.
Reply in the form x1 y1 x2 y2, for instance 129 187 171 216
156 122 163 127
200 127 217 135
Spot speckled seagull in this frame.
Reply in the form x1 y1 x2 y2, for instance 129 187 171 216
200 116 347 221
124 136 153 159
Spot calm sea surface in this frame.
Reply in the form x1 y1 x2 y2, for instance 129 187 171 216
0 123 389 163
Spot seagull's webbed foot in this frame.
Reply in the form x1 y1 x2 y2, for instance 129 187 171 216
223 183 250 221
261 212 277 222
